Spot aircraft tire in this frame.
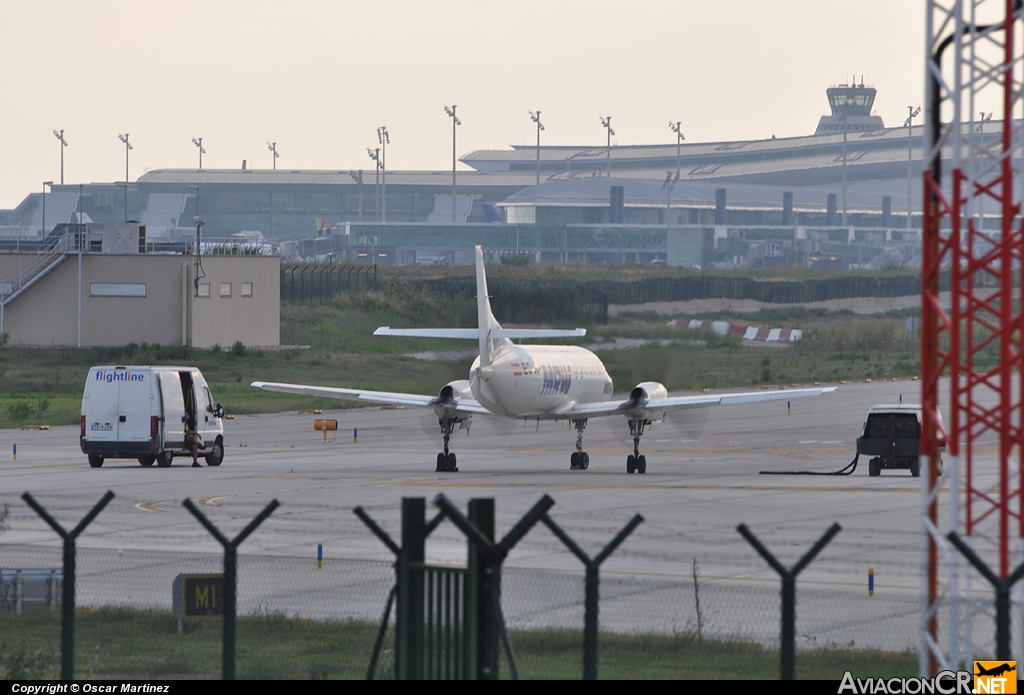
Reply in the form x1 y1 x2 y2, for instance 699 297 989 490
570 452 579 470
637 455 646 474
436 453 446 472
446 452 458 472
868 458 880 477
580 452 589 470
627 455 636 474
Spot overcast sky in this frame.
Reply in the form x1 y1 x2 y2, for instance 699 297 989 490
2 1 927 208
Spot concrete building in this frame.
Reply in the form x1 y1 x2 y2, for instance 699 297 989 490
0 224 279 348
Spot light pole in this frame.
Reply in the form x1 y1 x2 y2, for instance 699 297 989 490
367 148 381 221
118 133 132 182
600 116 615 177
118 134 132 223
377 126 389 222
192 137 206 169
53 130 67 185
530 110 544 185
662 170 679 250
975 112 993 231
349 170 364 221
42 181 53 236
445 105 461 223
904 106 921 230
267 142 279 170
668 121 685 178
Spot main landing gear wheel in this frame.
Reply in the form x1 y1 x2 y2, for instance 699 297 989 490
569 419 590 470
626 419 649 474
435 417 459 472
435 452 458 472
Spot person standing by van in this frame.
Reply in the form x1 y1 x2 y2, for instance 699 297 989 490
185 424 203 467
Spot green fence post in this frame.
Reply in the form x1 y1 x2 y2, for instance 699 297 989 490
466 498 495 680
737 522 841 680
183 497 279 680
541 513 643 680
22 490 115 681
947 532 1024 660
397 497 426 680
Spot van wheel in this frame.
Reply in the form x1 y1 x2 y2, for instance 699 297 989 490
157 451 173 468
88 454 104 468
205 437 224 467
139 456 156 467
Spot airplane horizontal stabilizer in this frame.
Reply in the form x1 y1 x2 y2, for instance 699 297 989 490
373 327 479 339
373 327 586 340
491 328 586 339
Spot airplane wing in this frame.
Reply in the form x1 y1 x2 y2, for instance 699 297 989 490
250 381 492 415
566 386 838 418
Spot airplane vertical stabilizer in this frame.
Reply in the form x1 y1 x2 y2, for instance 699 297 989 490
475 245 503 366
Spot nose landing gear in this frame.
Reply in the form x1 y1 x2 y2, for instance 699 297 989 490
569 419 590 470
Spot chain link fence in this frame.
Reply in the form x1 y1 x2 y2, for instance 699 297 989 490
0 493 941 679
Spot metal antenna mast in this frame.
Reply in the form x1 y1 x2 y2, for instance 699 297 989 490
922 0 1024 674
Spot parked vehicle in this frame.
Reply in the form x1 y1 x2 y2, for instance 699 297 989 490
80 366 225 468
856 404 943 477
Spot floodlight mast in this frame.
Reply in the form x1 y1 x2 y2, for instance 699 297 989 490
367 148 381 221
118 133 132 182
668 121 685 177
378 126 389 222
118 134 132 222
267 141 279 170
600 116 615 177
530 110 545 186
445 105 461 223
53 130 67 185
904 106 920 230
192 137 206 169
662 170 679 240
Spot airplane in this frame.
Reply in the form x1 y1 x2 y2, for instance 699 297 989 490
252 245 836 474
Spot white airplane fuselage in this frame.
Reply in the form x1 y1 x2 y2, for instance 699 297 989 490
469 344 613 418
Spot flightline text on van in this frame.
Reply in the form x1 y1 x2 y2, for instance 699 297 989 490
10 685 169 694
838 671 973 694
94 370 145 383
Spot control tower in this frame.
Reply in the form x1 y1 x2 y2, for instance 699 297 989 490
814 77 885 135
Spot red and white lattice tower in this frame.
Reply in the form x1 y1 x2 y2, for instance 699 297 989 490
923 0 1024 675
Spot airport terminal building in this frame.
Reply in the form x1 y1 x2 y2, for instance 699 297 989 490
0 82 995 272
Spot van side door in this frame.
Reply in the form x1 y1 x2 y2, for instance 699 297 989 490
158 371 187 449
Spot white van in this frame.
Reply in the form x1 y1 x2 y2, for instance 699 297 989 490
80 366 226 468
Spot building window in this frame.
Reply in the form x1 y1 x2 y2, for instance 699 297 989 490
198 283 210 297
241 282 253 297
90 283 146 297
220 283 232 297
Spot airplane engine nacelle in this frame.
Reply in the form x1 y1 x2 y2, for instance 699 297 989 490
439 379 474 403
630 381 668 403
435 380 474 429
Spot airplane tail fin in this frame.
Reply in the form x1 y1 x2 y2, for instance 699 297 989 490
373 246 586 364
475 245 503 366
